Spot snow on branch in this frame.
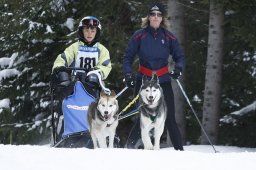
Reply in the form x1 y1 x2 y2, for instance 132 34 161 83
0 98 10 108
0 69 20 82
0 58 11 68
220 101 256 124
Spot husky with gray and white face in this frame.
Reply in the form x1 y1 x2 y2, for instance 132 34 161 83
139 74 167 150
88 90 119 148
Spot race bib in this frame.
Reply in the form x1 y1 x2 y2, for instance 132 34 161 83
75 45 99 71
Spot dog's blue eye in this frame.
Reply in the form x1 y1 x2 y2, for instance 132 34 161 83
109 105 113 107
102 104 105 107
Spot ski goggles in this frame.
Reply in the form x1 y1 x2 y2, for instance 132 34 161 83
83 25 97 30
82 19 99 27
149 12 163 17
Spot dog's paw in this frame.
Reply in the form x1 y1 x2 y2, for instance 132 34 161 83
100 144 108 148
107 140 114 148
144 144 154 150
153 145 160 150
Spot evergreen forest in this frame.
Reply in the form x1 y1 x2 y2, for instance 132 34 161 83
0 0 255 147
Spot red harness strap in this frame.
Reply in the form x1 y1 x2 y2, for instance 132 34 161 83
138 65 169 77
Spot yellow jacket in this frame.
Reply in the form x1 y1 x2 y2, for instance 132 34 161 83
52 41 111 80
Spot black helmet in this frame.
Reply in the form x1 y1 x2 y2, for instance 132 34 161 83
78 16 101 44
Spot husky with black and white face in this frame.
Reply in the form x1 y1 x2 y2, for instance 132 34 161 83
139 74 167 150
88 90 119 148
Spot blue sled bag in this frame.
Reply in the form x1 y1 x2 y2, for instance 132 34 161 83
62 81 95 137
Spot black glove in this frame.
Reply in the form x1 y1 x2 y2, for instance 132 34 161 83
53 66 68 74
52 66 70 87
124 73 135 88
170 67 182 80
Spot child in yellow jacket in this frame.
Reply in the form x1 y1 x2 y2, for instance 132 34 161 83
53 16 111 80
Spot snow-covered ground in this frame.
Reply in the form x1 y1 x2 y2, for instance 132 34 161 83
0 144 255 170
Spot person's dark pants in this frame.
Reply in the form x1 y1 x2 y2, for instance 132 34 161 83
126 79 184 150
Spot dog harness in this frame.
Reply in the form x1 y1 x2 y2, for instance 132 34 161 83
138 65 169 77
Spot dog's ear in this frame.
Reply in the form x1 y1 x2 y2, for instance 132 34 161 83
152 73 159 83
111 90 116 97
100 90 106 97
142 75 147 84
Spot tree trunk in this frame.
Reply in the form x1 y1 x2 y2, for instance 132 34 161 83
201 0 224 144
167 0 186 144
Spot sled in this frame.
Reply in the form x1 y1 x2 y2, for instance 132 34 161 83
50 67 119 148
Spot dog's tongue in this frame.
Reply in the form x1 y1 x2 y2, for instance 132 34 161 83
104 114 109 120
148 99 154 104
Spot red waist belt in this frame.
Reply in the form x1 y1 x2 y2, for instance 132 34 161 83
138 65 169 77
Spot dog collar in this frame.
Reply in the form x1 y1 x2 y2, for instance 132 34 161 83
141 104 160 123
149 114 157 122
97 111 108 122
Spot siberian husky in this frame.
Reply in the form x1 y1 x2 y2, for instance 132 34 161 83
88 90 119 148
139 74 167 150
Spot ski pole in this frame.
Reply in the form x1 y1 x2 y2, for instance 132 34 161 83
50 87 56 145
176 79 218 153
